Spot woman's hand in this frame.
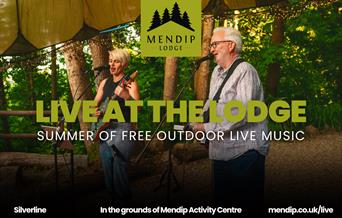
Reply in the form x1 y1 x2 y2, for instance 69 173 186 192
95 107 102 117
114 86 131 100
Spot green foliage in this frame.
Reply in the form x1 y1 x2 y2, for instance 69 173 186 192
1 2 341 153
238 3 342 131
307 102 342 130
0 51 73 153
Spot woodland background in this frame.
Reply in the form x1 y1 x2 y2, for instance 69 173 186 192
0 1 341 159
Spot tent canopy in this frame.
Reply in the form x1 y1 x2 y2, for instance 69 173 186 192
0 0 284 56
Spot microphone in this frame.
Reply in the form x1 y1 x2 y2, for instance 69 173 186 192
93 64 110 72
196 53 213 65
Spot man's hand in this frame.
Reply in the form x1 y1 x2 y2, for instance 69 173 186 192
192 123 205 132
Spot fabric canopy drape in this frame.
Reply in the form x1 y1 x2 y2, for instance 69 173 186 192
0 0 284 56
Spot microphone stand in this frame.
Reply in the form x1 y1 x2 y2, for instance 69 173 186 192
66 68 103 186
75 69 102 101
134 60 206 164
53 117 65 194
44 68 103 212
134 58 211 202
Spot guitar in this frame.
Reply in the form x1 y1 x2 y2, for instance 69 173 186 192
90 71 138 141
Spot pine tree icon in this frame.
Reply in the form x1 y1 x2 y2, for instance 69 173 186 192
147 3 195 32
171 2 182 24
182 11 194 31
162 8 171 24
148 10 161 31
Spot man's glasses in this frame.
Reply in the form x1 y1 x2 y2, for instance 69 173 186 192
209 40 232 49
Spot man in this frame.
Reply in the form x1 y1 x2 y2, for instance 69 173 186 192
192 27 268 212
94 48 139 203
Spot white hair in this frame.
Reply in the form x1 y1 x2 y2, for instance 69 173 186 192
213 27 242 54
108 49 130 66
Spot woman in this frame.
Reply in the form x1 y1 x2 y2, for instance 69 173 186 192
94 48 139 202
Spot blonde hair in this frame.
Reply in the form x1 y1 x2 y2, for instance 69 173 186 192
213 27 242 54
108 49 130 66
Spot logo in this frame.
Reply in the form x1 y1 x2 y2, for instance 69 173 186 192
141 0 201 57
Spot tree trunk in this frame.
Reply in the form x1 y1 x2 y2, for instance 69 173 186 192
339 63 342 102
266 2 286 97
218 18 224 26
0 152 88 168
62 42 94 153
163 57 178 100
26 65 36 110
51 45 58 100
0 71 11 151
89 33 113 89
148 57 179 153
195 15 214 100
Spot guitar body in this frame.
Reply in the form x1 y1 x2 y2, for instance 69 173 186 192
90 71 138 142
90 97 111 141
90 121 110 141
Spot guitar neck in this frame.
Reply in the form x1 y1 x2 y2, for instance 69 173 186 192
110 94 118 100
